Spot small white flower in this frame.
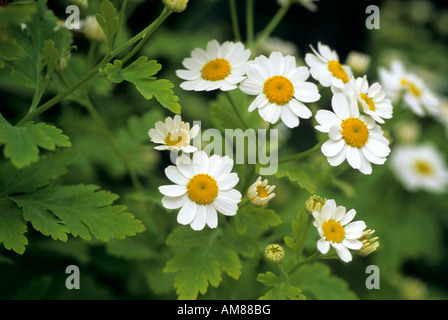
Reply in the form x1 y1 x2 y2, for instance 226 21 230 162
247 176 276 207
84 16 105 41
312 199 366 263
379 60 440 116
148 115 199 153
315 92 391 175
239 51 320 128
345 51 371 75
159 151 242 230
163 0 189 12
390 143 448 193
347 75 393 124
176 40 251 92
305 42 352 91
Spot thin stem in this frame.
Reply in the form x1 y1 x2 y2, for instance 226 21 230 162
277 140 323 164
287 251 320 276
251 2 291 49
121 7 171 64
15 7 173 126
224 91 249 130
229 0 241 42
246 0 254 47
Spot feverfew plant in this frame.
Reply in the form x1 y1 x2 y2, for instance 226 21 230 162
0 0 447 301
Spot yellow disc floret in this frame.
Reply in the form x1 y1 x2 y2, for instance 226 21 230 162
263 75 295 105
328 60 350 83
360 93 375 111
322 220 345 243
341 117 369 148
201 58 231 81
187 174 219 205
165 132 188 147
413 159 434 176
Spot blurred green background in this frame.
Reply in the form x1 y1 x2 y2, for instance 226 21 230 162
1 0 448 300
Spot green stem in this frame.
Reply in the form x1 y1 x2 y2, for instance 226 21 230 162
15 7 172 126
246 0 254 46
277 140 323 164
287 251 320 276
121 7 171 64
229 0 242 42
252 2 291 49
225 91 249 130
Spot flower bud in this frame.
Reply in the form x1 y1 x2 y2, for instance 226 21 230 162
264 244 285 263
305 194 326 214
84 15 105 42
163 0 189 13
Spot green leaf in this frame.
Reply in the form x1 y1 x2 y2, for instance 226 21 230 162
275 167 317 194
104 57 181 113
0 2 36 27
95 0 119 49
0 149 76 197
284 209 312 259
135 78 181 114
290 262 358 300
4 0 72 88
0 198 28 254
11 184 146 242
257 272 306 300
234 205 282 234
0 116 71 169
42 39 58 77
104 57 162 83
164 227 242 300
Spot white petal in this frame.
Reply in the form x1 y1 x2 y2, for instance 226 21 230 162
161 195 189 210
159 185 187 197
346 146 362 169
182 57 203 70
339 209 356 225
213 194 239 216
317 239 330 254
332 242 352 263
177 200 198 225
322 139 345 157
190 205 207 230
165 165 189 185
342 239 362 250
176 69 201 81
293 82 320 103
288 99 312 119
206 205 218 229
217 172 239 190
240 78 263 95
332 93 350 119
280 106 299 128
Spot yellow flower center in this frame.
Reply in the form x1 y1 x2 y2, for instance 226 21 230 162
400 78 422 97
165 132 188 147
360 93 375 111
186 174 219 205
413 159 434 176
328 60 350 83
322 220 345 243
263 75 295 105
341 117 369 148
256 185 269 199
201 58 231 81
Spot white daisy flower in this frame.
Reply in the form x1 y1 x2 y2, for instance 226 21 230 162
247 176 276 207
347 75 393 124
239 51 320 128
379 60 439 116
305 42 352 91
312 199 366 263
148 115 200 153
176 39 251 92
159 151 242 231
390 144 448 193
315 92 391 175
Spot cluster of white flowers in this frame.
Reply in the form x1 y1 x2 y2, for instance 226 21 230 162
307 42 392 175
